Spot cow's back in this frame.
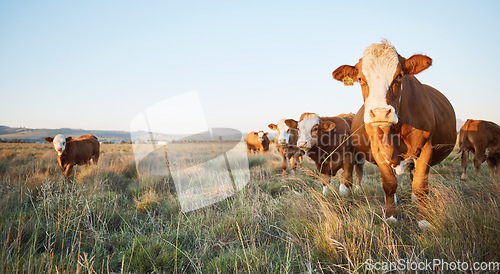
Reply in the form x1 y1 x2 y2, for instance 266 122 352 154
70 135 100 164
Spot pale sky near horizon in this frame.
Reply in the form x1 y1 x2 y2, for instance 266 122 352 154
1 1 499 134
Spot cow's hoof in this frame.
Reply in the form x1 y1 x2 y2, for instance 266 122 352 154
322 186 332 196
460 174 467 181
339 184 349 197
385 216 397 224
418 220 435 230
411 192 418 202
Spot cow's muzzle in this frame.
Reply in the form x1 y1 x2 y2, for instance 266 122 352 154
297 141 310 149
367 107 398 128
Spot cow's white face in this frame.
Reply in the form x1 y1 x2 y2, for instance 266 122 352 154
257 131 265 142
333 40 433 128
276 119 290 145
52 134 67 156
361 42 400 127
297 114 320 149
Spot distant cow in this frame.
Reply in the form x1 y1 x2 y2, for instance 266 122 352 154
245 131 269 153
457 119 500 179
45 134 100 177
285 113 364 196
332 40 456 229
268 119 305 176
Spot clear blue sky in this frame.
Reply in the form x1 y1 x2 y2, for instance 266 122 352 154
1 1 499 134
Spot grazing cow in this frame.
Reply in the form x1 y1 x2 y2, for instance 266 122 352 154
457 119 500 179
45 134 100 177
245 131 270 153
285 113 364 196
332 40 456 229
268 119 305 176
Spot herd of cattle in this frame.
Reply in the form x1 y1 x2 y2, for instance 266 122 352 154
43 41 499 230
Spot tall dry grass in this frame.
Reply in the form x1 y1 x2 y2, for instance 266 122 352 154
0 143 498 273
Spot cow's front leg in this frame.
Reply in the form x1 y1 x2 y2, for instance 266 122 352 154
64 164 74 178
340 153 354 197
281 154 287 176
290 154 298 176
379 163 398 221
320 173 332 195
413 141 433 229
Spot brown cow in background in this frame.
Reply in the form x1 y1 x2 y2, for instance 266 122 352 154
268 118 305 176
457 119 500 179
245 131 269 153
45 134 100 177
286 113 364 196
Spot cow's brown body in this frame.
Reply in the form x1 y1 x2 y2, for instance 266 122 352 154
46 134 100 177
268 120 305 176
245 131 269 153
333 41 456 228
287 113 364 195
458 119 500 179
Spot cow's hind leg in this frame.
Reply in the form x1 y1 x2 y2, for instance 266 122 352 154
92 154 99 165
461 150 469 180
496 158 500 178
486 157 496 178
473 148 486 176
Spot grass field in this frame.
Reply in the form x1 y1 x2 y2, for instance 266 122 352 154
0 142 499 273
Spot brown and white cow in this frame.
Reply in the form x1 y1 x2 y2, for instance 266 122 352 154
457 119 500 179
285 113 364 196
245 131 270 153
268 118 305 176
45 134 100 177
332 40 456 229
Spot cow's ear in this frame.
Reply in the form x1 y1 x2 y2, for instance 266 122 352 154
66 136 74 142
264 132 268 136
321 121 336 132
332 65 358 82
402 54 432 75
268 123 277 131
285 119 298 129
253 132 258 136
45 137 54 143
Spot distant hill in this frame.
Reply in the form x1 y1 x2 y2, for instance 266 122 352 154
0 126 245 143
0 125 174 143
